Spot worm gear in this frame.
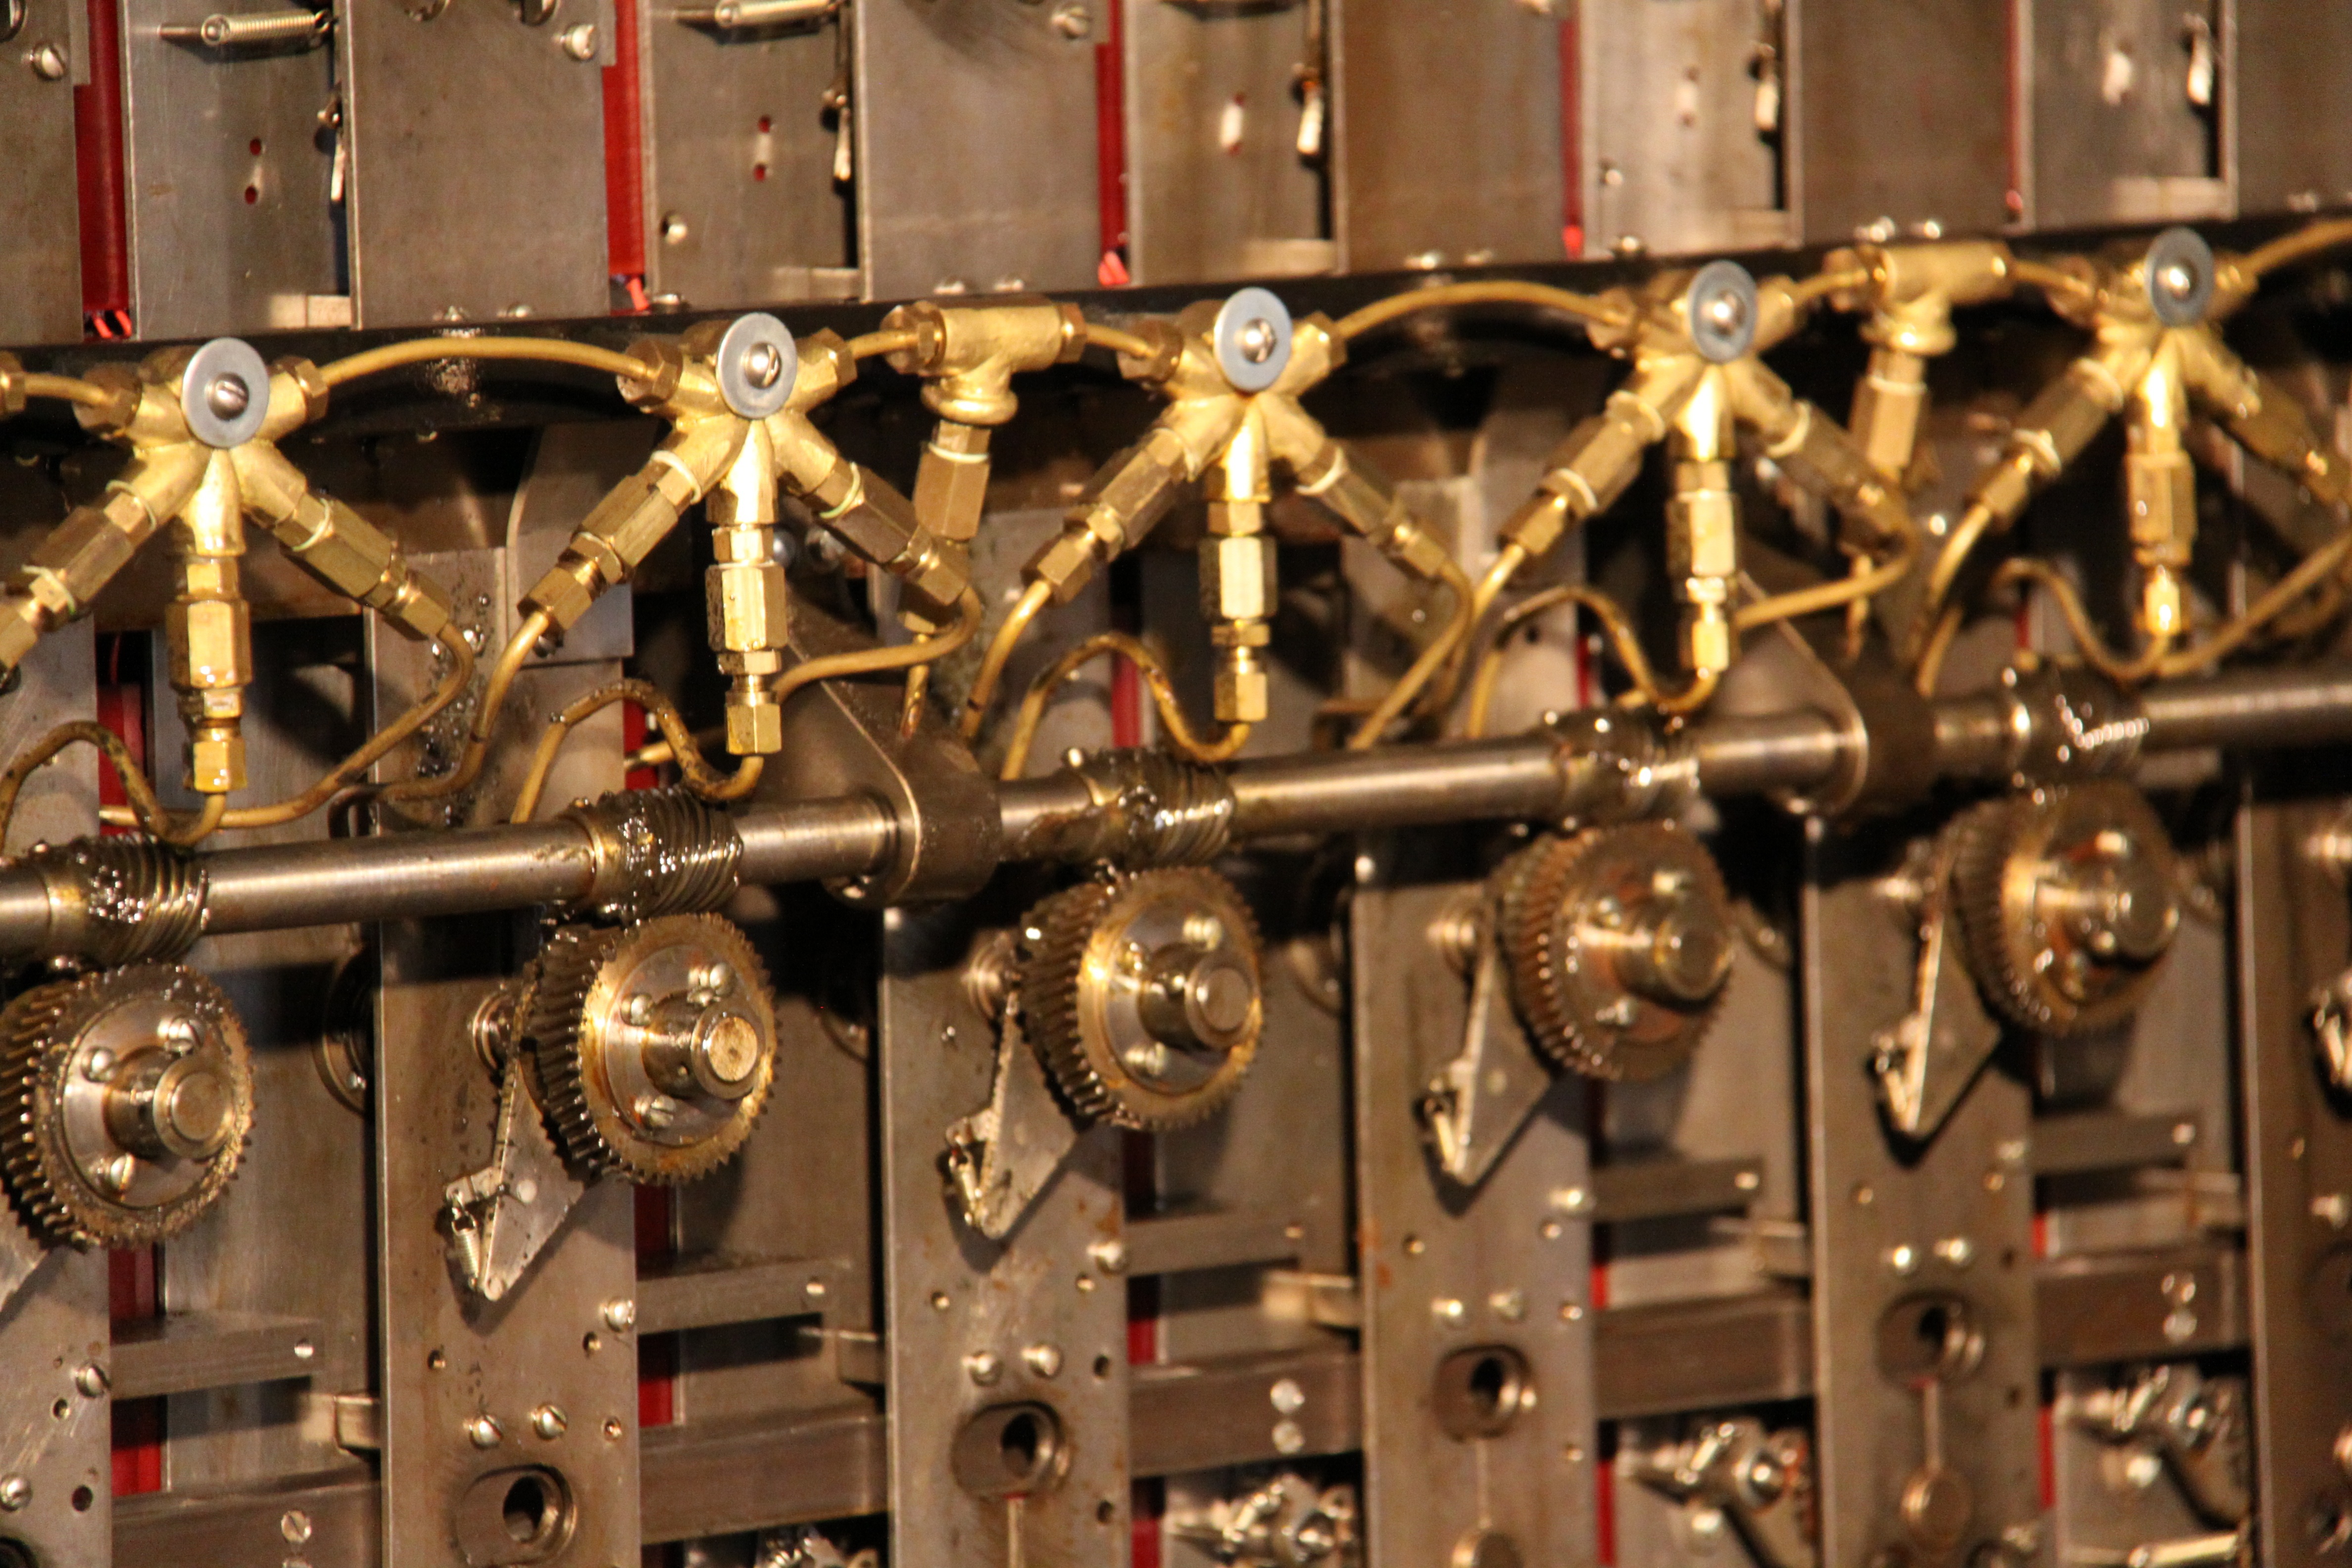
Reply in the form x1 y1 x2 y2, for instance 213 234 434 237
1952 781 2179 1036
1498 824 1734 1081
0 963 253 1248
524 913 778 1183
1020 868 1264 1131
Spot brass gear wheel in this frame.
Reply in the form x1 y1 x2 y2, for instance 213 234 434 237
1020 868 1264 1131
1952 781 2179 1036
0 964 254 1248
1498 824 1734 1081
524 913 778 1183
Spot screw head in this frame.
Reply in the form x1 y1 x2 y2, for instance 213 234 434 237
1087 1237 1128 1275
602 1298 636 1331
558 19 596 55
965 1350 1003 1386
26 41 65 79
465 1414 502 1449
1048 1 1087 36
0 1475 28 1511
740 345 781 391
205 372 251 421
531 1404 568 1439
1236 318 1277 364
1023 1344 1063 1378
281 1509 313 1545
1269 1377 1306 1415
74 1363 108 1397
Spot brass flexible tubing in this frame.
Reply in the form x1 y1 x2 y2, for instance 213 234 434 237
2155 530 2352 678
997 631 1250 782
1732 523 1920 635
509 678 767 824
960 580 1053 739
1907 503 2000 665
846 329 920 361
772 585 983 713
1460 583 1716 735
1347 556 1473 749
1783 268 1870 312
1082 323 1162 363
1911 600 1969 696
1992 559 2173 685
316 338 659 391
381 609 548 805
20 374 123 412
2242 218 2352 281
0 722 174 846
1333 282 1628 343
2008 258 2097 301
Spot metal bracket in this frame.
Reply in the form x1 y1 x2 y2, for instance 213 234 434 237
1417 932 1552 1188
441 1059 589 1303
943 1003 1083 1241
1628 1417 1818 1568
0 1211 42 1320
1871 835 2001 1142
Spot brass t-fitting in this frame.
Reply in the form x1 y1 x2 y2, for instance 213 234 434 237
1827 242 2014 480
885 300 1087 547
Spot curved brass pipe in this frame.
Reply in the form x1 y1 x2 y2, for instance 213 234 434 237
996 631 1251 782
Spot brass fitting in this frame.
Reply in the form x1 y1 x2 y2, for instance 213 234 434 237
167 451 252 795
1666 369 1739 681
1499 353 1706 564
1722 358 1912 558
765 334 970 627
1827 242 2015 481
1200 406 1275 723
707 418 789 754
1262 396 1452 586
0 353 23 418
885 300 1088 548
0 446 209 673
2175 331 2352 511
1956 327 2156 548
233 441 453 644
2124 336 2195 640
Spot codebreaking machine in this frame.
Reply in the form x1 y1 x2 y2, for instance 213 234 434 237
8 5 2352 1568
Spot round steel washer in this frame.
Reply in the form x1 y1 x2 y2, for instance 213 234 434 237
1213 287 1294 393
179 338 272 448
715 312 797 419
2145 226 2216 326
1684 260 1759 363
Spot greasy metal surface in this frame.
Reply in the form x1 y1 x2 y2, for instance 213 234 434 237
337 0 607 326
0 0 84 344
2237 791 2352 1568
1804 819 2042 1568
1350 837 1596 1568
878 900 1130 1568
1328 0 1566 271
117 0 339 337
852 0 1099 300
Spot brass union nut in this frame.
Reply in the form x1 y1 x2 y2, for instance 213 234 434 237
186 731 246 794
725 699 784 757
1199 533 1274 623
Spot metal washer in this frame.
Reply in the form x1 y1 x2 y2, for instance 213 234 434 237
715 311 797 420
1684 260 1760 363
1213 287 1294 393
2144 226 2216 326
179 338 271 448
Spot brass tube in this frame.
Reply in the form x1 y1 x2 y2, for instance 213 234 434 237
997 631 1250 782
316 337 658 390
961 580 1054 739
1333 281 1628 343
509 678 767 824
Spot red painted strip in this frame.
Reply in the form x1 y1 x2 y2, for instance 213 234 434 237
73 0 130 325
1558 16 1581 257
1130 1478 1163 1568
622 700 657 791
1110 657 1142 749
1092 0 1127 274
601 0 647 284
96 637 147 838
636 1185 676 1427
1594 1431 1616 1566
109 1249 162 1496
2037 1397 2056 1510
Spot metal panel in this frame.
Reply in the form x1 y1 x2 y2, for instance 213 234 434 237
2015 0 2227 230
1575 0 1786 261
1789 0 2010 245
117 0 339 338
1120 0 1327 287
338 0 608 327
2236 791 2352 1568
637 5 852 307
1803 818 2042 1568
1328 0 1565 270
0 0 86 344
852 0 1100 302
877 901 1132 1568
2235 1 2352 217
1350 839 1597 1568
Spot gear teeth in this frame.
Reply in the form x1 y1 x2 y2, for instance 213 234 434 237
525 916 777 1184
0 965 254 1249
1951 795 2049 1032
1499 824 1730 1082
1019 869 1264 1132
527 924 625 1177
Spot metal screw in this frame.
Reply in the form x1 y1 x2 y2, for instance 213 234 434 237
739 344 783 391
1023 1344 1063 1378
1490 1289 1527 1323
660 212 688 247
1432 1297 1466 1326
1047 0 1086 35
1703 290 1748 336
0 1475 27 1511
602 1298 636 1332
1088 1237 1127 1275
1270 1378 1306 1415
281 1510 313 1545
205 373 251 421
74 1363 108 1397
1550 1185 1591 1214
604 1419 624 1440
1933 1235 1976 1269
531 1404 568 1439
557 19 595 55
466 1415 502 1449
83 1048 115 1082
26 40 64 78
965 1351 1003 1386
1887 1243 1919 1276
1272 1420 1305 1456
1236 319 1277 364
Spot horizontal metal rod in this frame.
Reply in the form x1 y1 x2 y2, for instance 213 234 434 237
0 662 2344 956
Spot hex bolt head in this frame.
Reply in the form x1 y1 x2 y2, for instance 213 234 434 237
531 1404 568 1440
465 1415 502 1449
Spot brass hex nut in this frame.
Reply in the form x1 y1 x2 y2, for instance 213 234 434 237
0 606 41 672
1681 604 1732 678
185 731 245 794
725 699 784 756
1213 657 1271 725
706 561 790 652
1198 533 1274 623
167 597 251 689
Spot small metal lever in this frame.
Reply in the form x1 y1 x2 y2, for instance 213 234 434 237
158 7 327 46
670 0 832 26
